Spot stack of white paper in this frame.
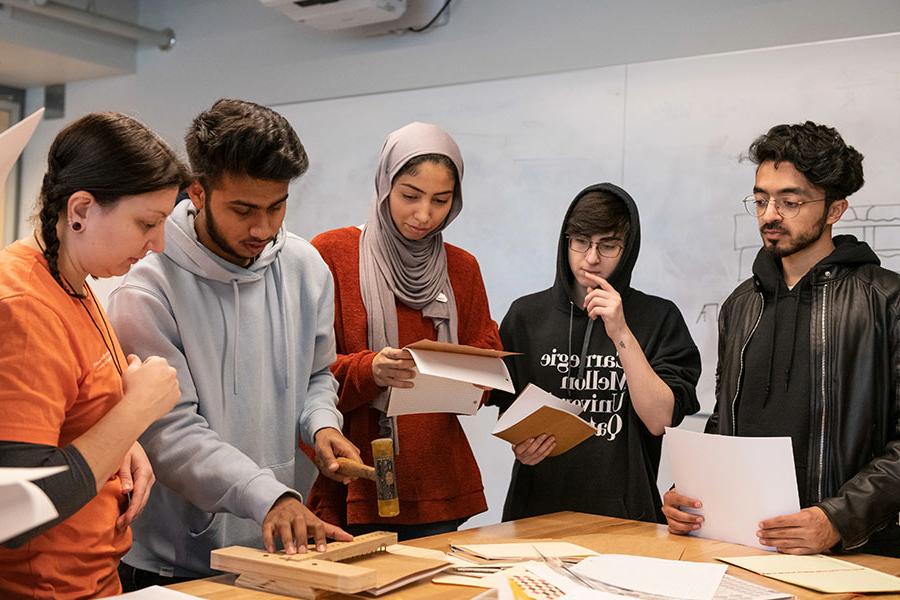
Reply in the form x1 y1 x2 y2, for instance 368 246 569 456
0 466 66 543
572 555 727 600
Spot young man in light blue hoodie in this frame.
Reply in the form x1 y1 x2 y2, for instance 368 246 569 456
108 99 361 589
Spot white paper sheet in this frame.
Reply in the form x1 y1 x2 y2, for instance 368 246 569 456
573 555 726 600
493 383 583 431
663 427 800 550
108 585 202 598
387 348 514 416
0 108 44 187
0 466 66 543
450 541 599 560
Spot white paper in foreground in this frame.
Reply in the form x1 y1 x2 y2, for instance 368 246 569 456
663 427 800 550
108 585 202 598
573 554 726 600
387 348 514 416
0 108 44 187
0 465 66 543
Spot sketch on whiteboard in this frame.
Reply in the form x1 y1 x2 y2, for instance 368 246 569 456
693 204 900 373
733 203 900 280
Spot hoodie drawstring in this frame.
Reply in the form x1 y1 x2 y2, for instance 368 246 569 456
577 318 595 381
783 286 803 392
761 287 778 405
232 279 240 395
275 256 289 391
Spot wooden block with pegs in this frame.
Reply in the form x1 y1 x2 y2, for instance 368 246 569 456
211 531 398 598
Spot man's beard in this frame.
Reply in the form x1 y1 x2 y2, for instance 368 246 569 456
205 204 249 263
760 212 828 258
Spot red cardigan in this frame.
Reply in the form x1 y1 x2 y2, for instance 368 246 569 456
307 227 501 526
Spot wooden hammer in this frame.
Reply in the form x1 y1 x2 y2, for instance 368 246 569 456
335 438 399 517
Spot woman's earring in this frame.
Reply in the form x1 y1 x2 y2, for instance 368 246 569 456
71 222 82 232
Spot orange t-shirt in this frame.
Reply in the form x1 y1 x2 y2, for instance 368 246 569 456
0 242 131 599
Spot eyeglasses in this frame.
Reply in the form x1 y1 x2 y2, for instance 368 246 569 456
742 194 826 219
567 236 623 258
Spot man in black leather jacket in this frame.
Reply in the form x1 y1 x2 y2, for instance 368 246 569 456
663 121 900 556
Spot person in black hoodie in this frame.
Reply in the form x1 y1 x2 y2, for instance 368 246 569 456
664 121 900 556
489 183 701 523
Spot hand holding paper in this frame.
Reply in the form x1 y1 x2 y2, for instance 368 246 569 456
757 506 840 554
493 384 595 458
662 487 704 533
382 340 516 417
662 427 800 550
372 347 417 389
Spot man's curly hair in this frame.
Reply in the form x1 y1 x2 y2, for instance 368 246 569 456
749 121 864 203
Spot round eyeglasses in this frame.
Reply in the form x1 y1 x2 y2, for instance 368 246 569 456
567 236 623 258
742 194 826 219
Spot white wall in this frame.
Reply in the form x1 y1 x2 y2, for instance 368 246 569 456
12 0 900 531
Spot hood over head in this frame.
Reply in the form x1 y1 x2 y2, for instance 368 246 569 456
552 182 641 306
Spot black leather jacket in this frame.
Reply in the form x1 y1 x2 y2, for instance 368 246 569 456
708 237 900 550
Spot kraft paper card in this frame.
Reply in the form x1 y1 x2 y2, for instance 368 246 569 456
718 553 900 593
492 384 596 456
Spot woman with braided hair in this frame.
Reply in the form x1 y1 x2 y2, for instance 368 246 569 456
0 112 190 598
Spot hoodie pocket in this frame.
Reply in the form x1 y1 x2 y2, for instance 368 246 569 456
187 505 220 538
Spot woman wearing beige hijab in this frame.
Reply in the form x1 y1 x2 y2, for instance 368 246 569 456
306 122 501 540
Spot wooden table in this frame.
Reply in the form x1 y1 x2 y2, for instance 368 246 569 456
171 511 900 599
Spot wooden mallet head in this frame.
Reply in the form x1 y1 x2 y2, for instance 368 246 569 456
335 437 399 517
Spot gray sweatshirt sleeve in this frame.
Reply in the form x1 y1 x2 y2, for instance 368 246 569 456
107 284 296 526
297 265 343 446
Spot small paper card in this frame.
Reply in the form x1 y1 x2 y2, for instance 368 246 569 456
718 554 900 593
492 384 596 456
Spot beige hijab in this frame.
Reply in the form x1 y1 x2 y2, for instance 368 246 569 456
359 122 464 424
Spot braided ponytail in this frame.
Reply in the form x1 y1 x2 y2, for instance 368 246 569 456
37 171 76 296
34 112 190 295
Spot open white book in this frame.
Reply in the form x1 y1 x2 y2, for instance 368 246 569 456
382 340 517 417
492 384 596 456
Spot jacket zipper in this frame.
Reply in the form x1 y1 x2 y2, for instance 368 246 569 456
731 291 765 433
816 281 829 502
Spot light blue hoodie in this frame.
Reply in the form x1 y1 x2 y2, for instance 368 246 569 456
107 201 343 577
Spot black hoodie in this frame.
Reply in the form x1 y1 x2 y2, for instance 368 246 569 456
736 236 882 507
489 183 701 523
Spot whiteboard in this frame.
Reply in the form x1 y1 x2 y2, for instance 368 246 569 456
278 33 900 528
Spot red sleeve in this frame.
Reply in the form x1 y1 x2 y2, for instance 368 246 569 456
455 251 502 352
312 230 383 414
451 251 502 406
0 297 79 445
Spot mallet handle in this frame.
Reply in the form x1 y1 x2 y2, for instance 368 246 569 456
335 457 376 481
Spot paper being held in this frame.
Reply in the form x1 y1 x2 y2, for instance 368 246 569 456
663 427 800 550
384 340 516 417
0 466 66 543
492 384 596 456
0 108 44 188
